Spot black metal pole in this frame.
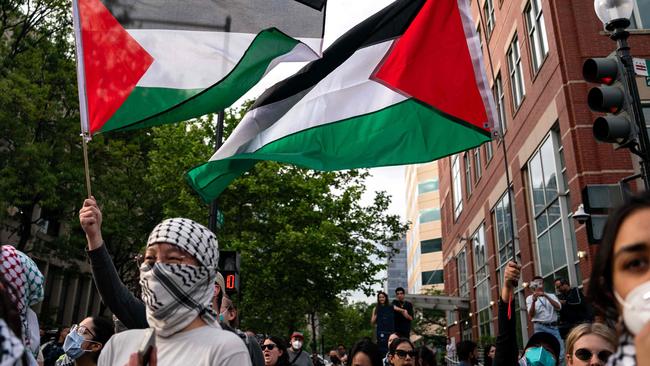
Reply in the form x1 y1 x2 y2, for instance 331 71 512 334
499 132 518 262
611 24 650 191
208 110 226 232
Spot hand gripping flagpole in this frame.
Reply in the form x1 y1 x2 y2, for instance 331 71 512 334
72 0 93 198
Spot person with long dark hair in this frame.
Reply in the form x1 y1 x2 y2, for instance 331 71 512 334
416 345 436 366
349 339 383 366
371 291 394 356
587 191 650 365
262 336 290 366
483 344 495 366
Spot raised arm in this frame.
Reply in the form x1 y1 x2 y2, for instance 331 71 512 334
80 198 148 329
495 261 521 366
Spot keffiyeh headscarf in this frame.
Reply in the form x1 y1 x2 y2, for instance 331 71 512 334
606 332 635 366
0 318 24 366
1 245 44 354
140 218 219 337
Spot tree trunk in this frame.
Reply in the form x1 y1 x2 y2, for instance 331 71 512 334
16 203 35 251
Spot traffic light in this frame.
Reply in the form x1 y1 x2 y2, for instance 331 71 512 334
583 56 638 148
218 250 240 295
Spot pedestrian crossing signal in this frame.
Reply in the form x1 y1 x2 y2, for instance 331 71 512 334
219 250 240 295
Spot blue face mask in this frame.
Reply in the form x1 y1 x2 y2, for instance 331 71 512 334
63 331 91 360
524 347 556 366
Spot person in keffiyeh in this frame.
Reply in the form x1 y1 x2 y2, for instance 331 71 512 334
1 245 44 363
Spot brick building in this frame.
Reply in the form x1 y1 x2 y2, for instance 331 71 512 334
438 0 650 344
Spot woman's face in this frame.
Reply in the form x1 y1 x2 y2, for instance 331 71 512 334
351 352 372 366
488 345 496 359
263 339 282 366
378 293 387 304
566 334 615 366
389 342 414 366
612 209 650 306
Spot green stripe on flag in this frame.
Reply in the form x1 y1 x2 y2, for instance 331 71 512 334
185 99 490 202
100 28 302 133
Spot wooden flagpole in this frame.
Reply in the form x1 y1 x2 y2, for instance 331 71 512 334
73 0 92 198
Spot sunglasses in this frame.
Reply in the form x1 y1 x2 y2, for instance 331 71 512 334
261 344 277 351
574 348 613 362
393 350 416 359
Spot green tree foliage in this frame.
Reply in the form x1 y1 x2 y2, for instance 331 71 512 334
320 300 374 353
1 1 408 333
412 288 447 346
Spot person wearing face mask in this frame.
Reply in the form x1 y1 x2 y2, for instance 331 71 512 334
494 261 562 366
55 317 113 366
526 275 564 363
587 192 650 365
286 332 310 366
219 296 264 366
564 323 616 366
79 198 257 365
83 213 251 365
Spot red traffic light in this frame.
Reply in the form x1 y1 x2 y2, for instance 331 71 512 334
583 58 619 85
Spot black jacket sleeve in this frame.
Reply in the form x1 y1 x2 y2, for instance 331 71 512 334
86 244 148 329
494 298 519 366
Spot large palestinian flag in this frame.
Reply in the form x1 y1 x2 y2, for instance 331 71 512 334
72 0 326 135
186 0 497 202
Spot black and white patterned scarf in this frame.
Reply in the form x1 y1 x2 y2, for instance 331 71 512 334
606 332 636 366
0 318 25 366
140 218 219 337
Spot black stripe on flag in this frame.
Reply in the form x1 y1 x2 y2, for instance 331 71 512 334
101 0 325 37
252 0 425 110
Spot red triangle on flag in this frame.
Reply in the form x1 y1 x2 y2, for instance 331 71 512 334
374 0 488 130
79 0 154 134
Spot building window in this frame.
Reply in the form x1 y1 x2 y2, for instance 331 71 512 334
421 238 442 254
452 155 463 219
483 0 495 39
493 73 507 132
457 249 469 297
493 190 519 288
477 23 483 52
525 0 549 73
472 225 492 336
422 270 444 285
418 179 439 195
474 148 482 181
528 130 577 288
631 1 650 29
464 153 472 196
485 141 493 162
507 34 526 110
419 208 441 223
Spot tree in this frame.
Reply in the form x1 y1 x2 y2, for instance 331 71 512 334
320 300 374 353
412 288 447 346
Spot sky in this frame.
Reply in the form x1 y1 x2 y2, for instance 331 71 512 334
233 0 407 303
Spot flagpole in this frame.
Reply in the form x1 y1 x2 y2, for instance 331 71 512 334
72 0 93 198
476 0 518 320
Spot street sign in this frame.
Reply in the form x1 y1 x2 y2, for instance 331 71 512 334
633 58 649 76
216 209 224 229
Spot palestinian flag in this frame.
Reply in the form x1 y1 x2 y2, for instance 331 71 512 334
186 0 497 202
72 0 326 135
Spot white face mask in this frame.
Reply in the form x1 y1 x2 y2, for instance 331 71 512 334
615 280 650 335
292 340 303 350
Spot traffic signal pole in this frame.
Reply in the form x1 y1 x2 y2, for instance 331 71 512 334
610 22 650 190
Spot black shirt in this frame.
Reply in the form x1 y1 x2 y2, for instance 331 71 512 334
392 299 414 337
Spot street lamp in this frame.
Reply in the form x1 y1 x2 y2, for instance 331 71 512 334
590 0 650 190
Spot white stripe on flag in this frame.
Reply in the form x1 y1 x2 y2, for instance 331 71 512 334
211 40 406 161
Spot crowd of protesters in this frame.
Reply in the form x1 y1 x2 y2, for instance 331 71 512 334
2 191 650 365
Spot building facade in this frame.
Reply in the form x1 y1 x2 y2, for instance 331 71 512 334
438 0 650 343
404 162 444 295
386 238 408 296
